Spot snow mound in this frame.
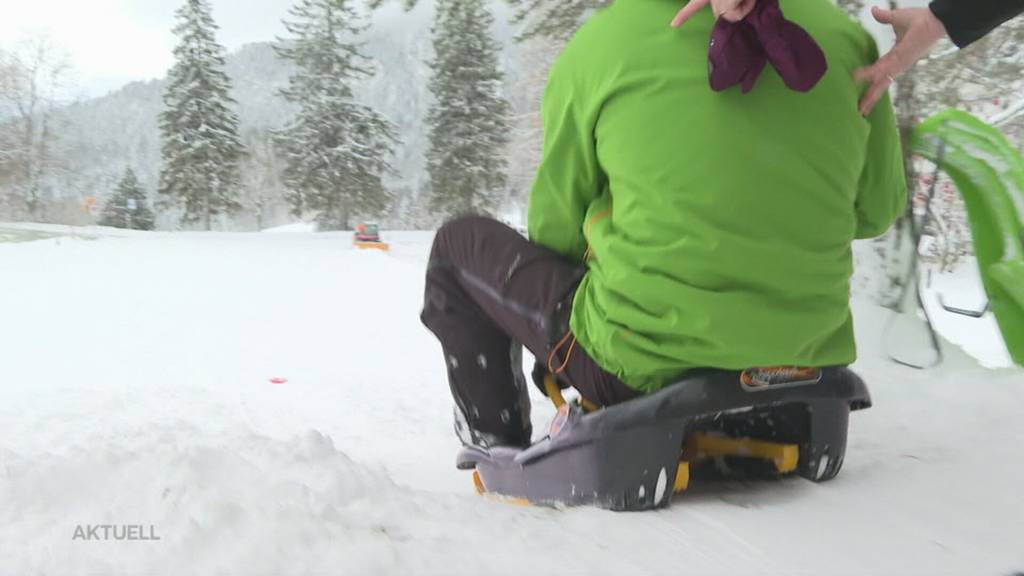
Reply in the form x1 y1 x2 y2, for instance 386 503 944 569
0 420 638 575
1 428 404 573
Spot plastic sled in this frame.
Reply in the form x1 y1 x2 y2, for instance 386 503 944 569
457 367 871 511
911 110 1024 366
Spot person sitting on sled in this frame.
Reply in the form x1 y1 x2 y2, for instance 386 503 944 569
421 0 907 449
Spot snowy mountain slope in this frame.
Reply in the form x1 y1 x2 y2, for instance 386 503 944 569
0 228 1021 575
55 0 522 210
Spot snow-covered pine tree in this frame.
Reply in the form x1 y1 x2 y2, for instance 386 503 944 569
370 0 609 41
158 0 244 231
424 0 511 220
274 0 398 232
505 0 611 40
100 168 156 230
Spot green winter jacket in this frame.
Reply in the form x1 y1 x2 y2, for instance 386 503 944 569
527 0 907 392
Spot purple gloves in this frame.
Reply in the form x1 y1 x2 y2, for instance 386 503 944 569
708 0 828 93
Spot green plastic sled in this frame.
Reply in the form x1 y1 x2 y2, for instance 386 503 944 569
910 110 1024 366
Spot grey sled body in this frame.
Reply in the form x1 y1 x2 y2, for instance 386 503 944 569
457 367 871 511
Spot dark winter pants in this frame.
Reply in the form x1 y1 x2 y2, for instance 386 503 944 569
421 216 642 448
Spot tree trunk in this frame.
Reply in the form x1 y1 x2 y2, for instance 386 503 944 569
872 0 922 307
204 194 211 231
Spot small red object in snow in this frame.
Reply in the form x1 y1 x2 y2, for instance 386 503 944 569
270 377 288 385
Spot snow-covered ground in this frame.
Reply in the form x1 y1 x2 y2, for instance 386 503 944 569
1 225 1022 576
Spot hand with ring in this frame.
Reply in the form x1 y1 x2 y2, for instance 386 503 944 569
854 6 949 115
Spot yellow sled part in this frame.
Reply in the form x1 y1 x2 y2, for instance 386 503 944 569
674 461 690 493
354 241 390 252
686 433 799 474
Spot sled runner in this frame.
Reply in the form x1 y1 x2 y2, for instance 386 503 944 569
458 366 871 511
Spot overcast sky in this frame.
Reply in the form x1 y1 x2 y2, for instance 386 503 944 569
0 0 300 98
1 0 917 99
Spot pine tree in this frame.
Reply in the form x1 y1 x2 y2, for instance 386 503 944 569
99 168 156 230
158 0 245 230
505 0 611 40
274 0 398 231
369 0 609 40
424 0 511 220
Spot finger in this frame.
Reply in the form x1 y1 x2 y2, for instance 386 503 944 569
853 62 879 85
858 78 893 116
854 44 906 83
870 5 895 25
671 0 711 27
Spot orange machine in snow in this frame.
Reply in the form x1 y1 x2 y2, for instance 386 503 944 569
354 223 390 252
